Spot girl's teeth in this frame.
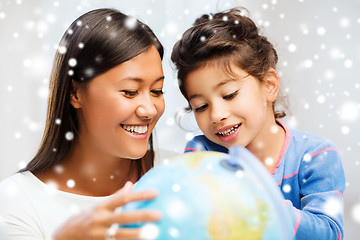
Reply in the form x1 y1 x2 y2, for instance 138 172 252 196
122 125 148 134
218 125 239 136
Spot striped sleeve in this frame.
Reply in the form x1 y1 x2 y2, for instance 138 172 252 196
287 147 345 240
184 137 206 152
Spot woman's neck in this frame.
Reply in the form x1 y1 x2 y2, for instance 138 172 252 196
35 139 138 197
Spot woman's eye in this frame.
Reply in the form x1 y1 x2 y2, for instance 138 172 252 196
223 90 238 100
151 89 164 96
195 104 208 112
122 90 138 97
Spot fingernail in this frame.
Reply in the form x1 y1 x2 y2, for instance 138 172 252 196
124 181 133 189
145 190 158 198
152 211 162 220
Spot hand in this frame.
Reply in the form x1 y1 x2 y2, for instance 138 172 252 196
53 181 161 240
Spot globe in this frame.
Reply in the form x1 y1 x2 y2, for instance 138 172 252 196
122 146 294 240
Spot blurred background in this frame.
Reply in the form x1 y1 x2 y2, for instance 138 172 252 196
0 0 359 238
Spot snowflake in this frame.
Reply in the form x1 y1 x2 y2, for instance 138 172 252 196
58 45 67 54
172 184 181 192
168 227 180 238
166 117 175 126
65 131 74 141
139 224 160 239
185 132 194 141
282 184 291 193
84 68 94 78
288 43 297 53
344 59 353 68
302 59 313 68
14 132 22 139
303 154 312 162
339 102 358 122
317 95 326 104
125 16 137 29
340 126 350 135
324 198 342 218
317 27 326 36
166 197 190 221
352 203 360 223
67 179 75 188
265 157 274 166
339 17 350 28
68 58 77 67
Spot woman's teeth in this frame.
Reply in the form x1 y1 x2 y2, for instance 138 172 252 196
122 125 148 134
217 124 240 136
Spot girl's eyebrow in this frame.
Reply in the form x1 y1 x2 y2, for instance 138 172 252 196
188 94 201 101
188 78 236 101
216 78 236 88
216 73 250 88
188 74 248 101
188 79 234 101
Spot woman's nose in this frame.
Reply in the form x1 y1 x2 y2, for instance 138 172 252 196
136 97 157 120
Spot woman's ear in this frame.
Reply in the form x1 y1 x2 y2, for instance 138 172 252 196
263 68 280 102
70 80 82 109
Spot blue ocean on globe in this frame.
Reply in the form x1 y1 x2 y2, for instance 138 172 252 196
121 146 294 240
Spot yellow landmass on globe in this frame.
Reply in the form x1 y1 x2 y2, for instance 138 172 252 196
183 152 224 169
197 174 268 240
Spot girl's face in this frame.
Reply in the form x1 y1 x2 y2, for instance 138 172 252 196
72 46 165 160
184 62 275 150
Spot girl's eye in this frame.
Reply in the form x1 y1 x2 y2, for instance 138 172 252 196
195 104 208 112
122 90 138 97
223 90 238 100
151 89 164 96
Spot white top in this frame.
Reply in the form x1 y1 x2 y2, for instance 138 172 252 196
0 171 110 239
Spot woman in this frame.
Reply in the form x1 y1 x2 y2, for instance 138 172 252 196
0 8 165 240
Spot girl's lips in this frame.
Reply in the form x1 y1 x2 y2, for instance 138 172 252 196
215 123 241 143
215 123 241 135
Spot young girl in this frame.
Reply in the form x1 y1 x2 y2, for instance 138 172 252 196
171 8 345 240
0 8 164 240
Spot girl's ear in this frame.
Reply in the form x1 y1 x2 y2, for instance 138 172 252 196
70 80 82 109
263 68 280 102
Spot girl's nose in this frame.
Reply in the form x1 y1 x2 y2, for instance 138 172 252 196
210 105 227 124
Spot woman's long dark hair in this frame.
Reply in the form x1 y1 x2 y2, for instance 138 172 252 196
21 8 163 179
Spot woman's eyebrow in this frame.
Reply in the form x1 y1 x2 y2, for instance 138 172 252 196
119 76 165 83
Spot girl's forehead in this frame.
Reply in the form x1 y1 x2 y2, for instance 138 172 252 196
197 59 249 80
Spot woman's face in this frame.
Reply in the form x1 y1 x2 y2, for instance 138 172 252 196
73 46 165 160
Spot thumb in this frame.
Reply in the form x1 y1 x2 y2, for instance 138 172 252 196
102 181 134 211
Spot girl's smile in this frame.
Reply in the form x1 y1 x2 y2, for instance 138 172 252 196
215 123 241 142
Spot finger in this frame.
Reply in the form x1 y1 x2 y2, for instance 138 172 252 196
89 225 141 240
103 188 158 211
113 227 142 240
110 210 162 225
111 225 159 240
101 181 133 210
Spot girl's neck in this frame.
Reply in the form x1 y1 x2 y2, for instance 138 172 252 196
246 119 286 174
